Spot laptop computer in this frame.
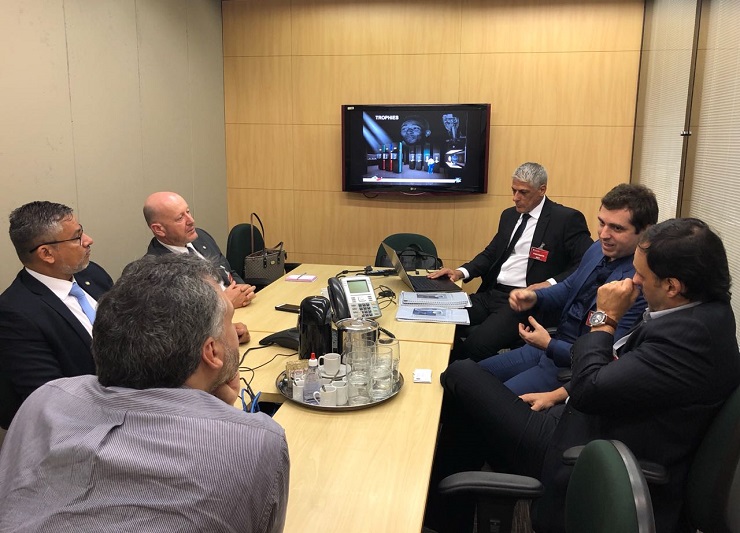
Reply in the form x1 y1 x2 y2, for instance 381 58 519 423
382 242 462 293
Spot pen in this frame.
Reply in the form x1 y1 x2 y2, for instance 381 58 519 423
297 272 307 280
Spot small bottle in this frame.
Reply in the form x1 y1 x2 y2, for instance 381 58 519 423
303 352 321 403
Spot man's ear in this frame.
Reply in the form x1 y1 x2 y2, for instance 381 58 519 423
36 246 56 266
201 336 224 371
150 223 166 239
664 277 685 299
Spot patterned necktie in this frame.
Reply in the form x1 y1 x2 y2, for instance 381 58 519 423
69 281 96 324
504 213 532 258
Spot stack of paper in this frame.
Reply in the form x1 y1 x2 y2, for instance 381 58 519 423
396 291 471 325
400 291 471 308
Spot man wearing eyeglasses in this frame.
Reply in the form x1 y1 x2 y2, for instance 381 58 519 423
0 201 113 429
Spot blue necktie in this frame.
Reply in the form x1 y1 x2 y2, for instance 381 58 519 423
69 281 96 324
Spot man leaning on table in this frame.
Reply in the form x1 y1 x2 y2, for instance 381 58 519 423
0 254 289 533
143 191 256 308
429 162 593 360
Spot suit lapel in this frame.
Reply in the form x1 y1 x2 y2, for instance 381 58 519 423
20 271 92 345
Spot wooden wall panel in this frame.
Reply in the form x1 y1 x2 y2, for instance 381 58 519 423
460 52 641 126
291 55 462 125
290 0 462 56
226 124 294 189
461 0 644 53
222 0 644 269
223 0 292 57
224 56 293 124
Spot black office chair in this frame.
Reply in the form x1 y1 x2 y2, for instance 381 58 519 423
686 385 740 533
438 439 655 533
374 233 441 269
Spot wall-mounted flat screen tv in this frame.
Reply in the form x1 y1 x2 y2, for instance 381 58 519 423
342 103 491 194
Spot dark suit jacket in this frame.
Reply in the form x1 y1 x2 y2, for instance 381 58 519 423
146 228 244 284
536 301 740 532
534 241 646 366
0 262 113 429
462 198 593 293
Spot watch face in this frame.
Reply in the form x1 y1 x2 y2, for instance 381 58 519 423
589 311 606 326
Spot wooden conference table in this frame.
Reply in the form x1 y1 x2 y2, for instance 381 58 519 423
232 265 457 533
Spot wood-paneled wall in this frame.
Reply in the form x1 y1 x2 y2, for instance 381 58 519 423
222 0 644 275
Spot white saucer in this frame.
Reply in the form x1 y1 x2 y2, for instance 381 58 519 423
319 363 347 378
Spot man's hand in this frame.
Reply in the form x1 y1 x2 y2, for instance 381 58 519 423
225 282 257 308
509 289 537 312
519 387 568 411
427 268 464 282
212 373 240 406
235 322 250 344
595 278 640 323
518 316 551 350
525 281 552 291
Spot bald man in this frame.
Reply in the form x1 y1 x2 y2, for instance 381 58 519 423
143 192 256 308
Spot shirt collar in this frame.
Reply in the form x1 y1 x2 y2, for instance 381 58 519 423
25 267 77 300
525 195 547 221
645 300 702 321
157 239 194 255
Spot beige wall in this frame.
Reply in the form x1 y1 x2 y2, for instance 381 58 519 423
222 0 645 274
0 0 227 288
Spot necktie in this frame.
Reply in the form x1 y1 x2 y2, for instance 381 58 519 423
69 281 96 324
504 213 531 258
186 245 197 255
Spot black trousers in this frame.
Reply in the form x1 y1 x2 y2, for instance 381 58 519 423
454 287 528 361
424 359 564 532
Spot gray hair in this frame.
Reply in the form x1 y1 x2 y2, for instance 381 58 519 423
9 201 73 262
512 162 548 188
93 254 226 389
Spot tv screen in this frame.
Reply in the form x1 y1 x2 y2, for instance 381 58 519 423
342 103 491 194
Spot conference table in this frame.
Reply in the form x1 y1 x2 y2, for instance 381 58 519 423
232 265 457 533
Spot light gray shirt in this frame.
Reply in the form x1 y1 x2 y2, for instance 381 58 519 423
0 375 289 533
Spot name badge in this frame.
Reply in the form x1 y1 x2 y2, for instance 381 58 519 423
529 247 549 262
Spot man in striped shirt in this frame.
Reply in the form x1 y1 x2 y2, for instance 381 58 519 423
0 254 289 533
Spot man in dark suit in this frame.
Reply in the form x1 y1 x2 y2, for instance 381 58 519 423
427 218 740 533
143 192 256 309
0 201 113 429
429 162 593 360
478 184 657 394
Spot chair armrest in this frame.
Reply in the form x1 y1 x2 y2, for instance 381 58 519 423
438 471 544 500
563 445 669 485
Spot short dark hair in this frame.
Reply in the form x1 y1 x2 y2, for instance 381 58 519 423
8 201 73 263
600 184 658 234
639 218 731 303
93 254 226 389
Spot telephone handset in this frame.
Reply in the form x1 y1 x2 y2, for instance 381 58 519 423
327 275 382 321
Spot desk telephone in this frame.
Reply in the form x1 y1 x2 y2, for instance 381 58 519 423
327 275 382 320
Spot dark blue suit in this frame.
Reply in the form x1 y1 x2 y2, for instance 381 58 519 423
479 241 645 394
0 262 113 429
146 228 244 284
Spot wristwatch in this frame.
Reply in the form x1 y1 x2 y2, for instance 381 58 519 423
588 310 618 329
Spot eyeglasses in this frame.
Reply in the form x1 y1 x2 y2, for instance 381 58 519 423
28 226 84 253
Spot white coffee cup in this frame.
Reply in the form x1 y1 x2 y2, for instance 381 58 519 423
313 384 337 407
332 379 348 406
319 352 342 375
292 378 305 402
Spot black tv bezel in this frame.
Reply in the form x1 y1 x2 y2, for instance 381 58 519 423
341 103 491 195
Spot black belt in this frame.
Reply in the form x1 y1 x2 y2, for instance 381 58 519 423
494 284 523 293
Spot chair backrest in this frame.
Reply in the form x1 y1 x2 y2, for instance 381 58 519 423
686 385 740 533
374 233 440 269
566 439 655 533
226 223 265 279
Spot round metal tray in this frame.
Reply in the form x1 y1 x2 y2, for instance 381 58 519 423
276 371 404 412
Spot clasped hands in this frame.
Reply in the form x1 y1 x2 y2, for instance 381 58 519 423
225 282 256 308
